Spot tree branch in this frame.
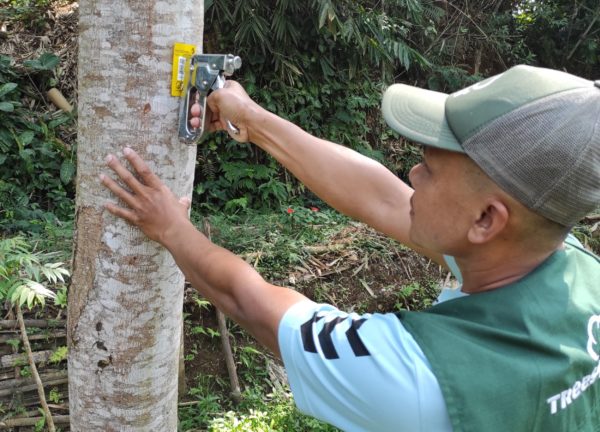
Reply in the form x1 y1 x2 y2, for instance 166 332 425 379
204 220 242 404
566 9 600 61
16 304 56 432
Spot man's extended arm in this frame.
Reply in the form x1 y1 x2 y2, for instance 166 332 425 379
206 82 445 265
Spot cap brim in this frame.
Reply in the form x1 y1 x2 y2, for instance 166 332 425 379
382 84 464 153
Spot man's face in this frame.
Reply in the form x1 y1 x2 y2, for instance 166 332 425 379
407 147 479 256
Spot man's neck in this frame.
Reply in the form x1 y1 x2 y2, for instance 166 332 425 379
455 242 564 294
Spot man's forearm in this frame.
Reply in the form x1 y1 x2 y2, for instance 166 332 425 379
161 221 267 322
246 107 414 242
160 221 305 354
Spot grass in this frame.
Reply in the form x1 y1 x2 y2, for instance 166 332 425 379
194 205 352 281
178 328 339 432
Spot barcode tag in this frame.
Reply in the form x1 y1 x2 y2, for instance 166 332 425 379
177 56 187 81
171 43 196 97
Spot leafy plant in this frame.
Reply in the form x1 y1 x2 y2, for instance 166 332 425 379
0 53 76 234
513 0 599 78
0 0 55 32
195 0 445 212
48 387 61 404
6 338 21 350
54 286 68 308
191 325 220 339
49 345 68 364
0 236 69 309
34 407 46 432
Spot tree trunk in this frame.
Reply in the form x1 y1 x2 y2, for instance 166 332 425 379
68 1 202 430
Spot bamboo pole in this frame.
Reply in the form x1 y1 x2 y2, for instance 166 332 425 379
0 370 67 391
0 415 69 428
16 304 55 432
0 320 65 329
0 350 54 368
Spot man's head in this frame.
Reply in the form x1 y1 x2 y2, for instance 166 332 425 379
382 65 600 250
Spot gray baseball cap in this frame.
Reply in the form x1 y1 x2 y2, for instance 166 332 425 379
382 65 600 227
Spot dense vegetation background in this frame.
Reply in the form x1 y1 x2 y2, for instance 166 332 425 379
0 0 598 430
2 0 599 231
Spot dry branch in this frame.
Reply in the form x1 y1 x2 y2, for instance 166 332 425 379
0 370 67 391
0 415 69 428
204 219 242 404
0 350 54 368
0 330 66 344
0 376 68 398
583 214 600 223
16 304 55 432
0 320 65 330
566 10 600 61
216 310 242 404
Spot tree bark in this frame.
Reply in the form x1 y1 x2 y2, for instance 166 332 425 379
68 1 202 430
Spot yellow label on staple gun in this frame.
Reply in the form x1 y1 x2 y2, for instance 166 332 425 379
171 43 196 97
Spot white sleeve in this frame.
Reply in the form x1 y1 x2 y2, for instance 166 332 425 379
278 301 452 432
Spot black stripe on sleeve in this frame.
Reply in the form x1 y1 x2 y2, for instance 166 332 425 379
346 318 370 357
318 317 346 359
300 313 323 353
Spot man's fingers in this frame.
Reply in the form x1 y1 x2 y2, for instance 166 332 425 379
122 148 162 188
99 173 138 209
105 153 148 195
206 92 224 132
190 103 201 117
190 103 201 129
104 201 139 224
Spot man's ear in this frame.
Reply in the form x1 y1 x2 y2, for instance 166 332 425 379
467 199 509 244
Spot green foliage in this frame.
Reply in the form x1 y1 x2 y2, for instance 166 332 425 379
54 286 68 308
0 0 55 32
49 345 68 364
6 338 21 350
0 236 69 309
513 0 599 78
198 0 600 214
191 325 220 339
207 401 339 432
0 54 76 234
179 374 228 430
48 387 61 404
34 408 46 432
196 0 442 211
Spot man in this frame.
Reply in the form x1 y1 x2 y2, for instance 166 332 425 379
100 65 600 431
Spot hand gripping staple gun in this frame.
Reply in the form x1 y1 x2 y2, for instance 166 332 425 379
178 53 242 143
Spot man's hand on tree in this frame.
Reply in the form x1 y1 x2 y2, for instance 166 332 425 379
100 147 192 245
